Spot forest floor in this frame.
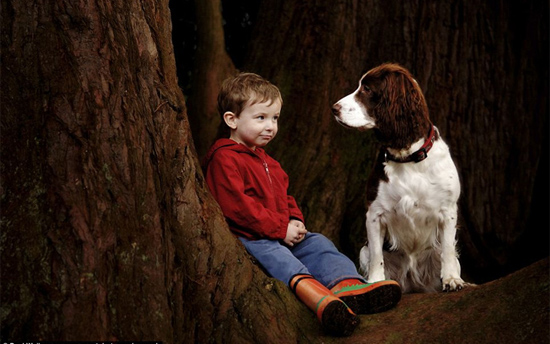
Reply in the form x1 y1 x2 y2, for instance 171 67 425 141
318 257 549 344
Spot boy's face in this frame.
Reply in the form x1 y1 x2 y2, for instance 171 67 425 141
224 98 281 150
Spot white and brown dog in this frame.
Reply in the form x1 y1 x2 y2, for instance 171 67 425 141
332 63 467 292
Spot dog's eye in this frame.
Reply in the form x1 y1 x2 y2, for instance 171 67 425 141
363 84 371 92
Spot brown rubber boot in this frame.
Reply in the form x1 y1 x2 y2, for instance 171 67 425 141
290 274 359 336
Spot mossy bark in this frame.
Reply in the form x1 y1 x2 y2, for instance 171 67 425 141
344 258 549 344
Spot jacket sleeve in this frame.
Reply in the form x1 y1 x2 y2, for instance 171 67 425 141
206 152 288 240
280 165 304 224
287 195 304 223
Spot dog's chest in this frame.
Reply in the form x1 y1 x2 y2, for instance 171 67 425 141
386 166 452 205
374 155 460 235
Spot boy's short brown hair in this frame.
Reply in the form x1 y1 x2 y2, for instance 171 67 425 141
217 72 283 117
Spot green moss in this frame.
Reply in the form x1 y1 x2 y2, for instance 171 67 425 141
384 332 404 343
102 163 113 183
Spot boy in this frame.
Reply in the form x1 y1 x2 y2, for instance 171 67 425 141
203 72 401 336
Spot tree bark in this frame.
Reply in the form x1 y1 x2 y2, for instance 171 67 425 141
0 0 312 341
1 0 185 339
185 0 236 160
345 258 549 344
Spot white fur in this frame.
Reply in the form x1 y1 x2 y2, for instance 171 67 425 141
334 84 466 293
363 137 464 292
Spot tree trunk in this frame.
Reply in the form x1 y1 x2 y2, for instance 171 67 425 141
185 0 236 160
242 0 548 281
1 0 185 339
1 0 313 341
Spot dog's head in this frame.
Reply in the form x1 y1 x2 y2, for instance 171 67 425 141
332 63 431 149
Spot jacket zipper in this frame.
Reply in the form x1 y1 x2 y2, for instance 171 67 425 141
262 161 273 186
247 146 273 189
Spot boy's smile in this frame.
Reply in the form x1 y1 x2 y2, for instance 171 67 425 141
224 98 282 150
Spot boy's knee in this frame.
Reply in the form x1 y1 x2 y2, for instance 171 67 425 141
305 233 336 247
307 233 325 240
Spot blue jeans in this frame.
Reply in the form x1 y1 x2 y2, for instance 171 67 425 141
239 232 366 289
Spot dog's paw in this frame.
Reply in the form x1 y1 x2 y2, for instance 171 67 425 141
442 277 465 292
367 270 386 283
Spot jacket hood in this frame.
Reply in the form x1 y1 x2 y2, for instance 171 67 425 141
202 138 263 171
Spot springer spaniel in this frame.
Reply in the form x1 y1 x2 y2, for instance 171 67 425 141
332 63 467 293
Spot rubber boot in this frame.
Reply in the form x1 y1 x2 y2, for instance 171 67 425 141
290 274 359 336
330 279 402 314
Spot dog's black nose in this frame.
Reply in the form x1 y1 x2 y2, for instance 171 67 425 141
331 103 341 116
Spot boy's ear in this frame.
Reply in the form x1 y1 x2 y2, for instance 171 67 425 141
223 111 238 129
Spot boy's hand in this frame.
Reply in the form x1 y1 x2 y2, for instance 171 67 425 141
284 220 307 247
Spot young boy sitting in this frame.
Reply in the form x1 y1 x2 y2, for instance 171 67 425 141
202 72 401 336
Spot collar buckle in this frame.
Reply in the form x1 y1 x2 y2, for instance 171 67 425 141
413 147 428 162
385 125 436 164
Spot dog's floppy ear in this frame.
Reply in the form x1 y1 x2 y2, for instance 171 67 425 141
376 68 430 149
377 71 412 141
405 77 429 123
382 70 427 119
384 71 409 118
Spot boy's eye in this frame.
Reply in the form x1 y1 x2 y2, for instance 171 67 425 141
257 116 265 120
273 116 279 121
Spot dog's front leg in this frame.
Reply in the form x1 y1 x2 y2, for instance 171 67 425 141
365 210 386 282
440 205 465 291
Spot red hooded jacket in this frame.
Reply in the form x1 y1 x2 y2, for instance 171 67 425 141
203 139 304 240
